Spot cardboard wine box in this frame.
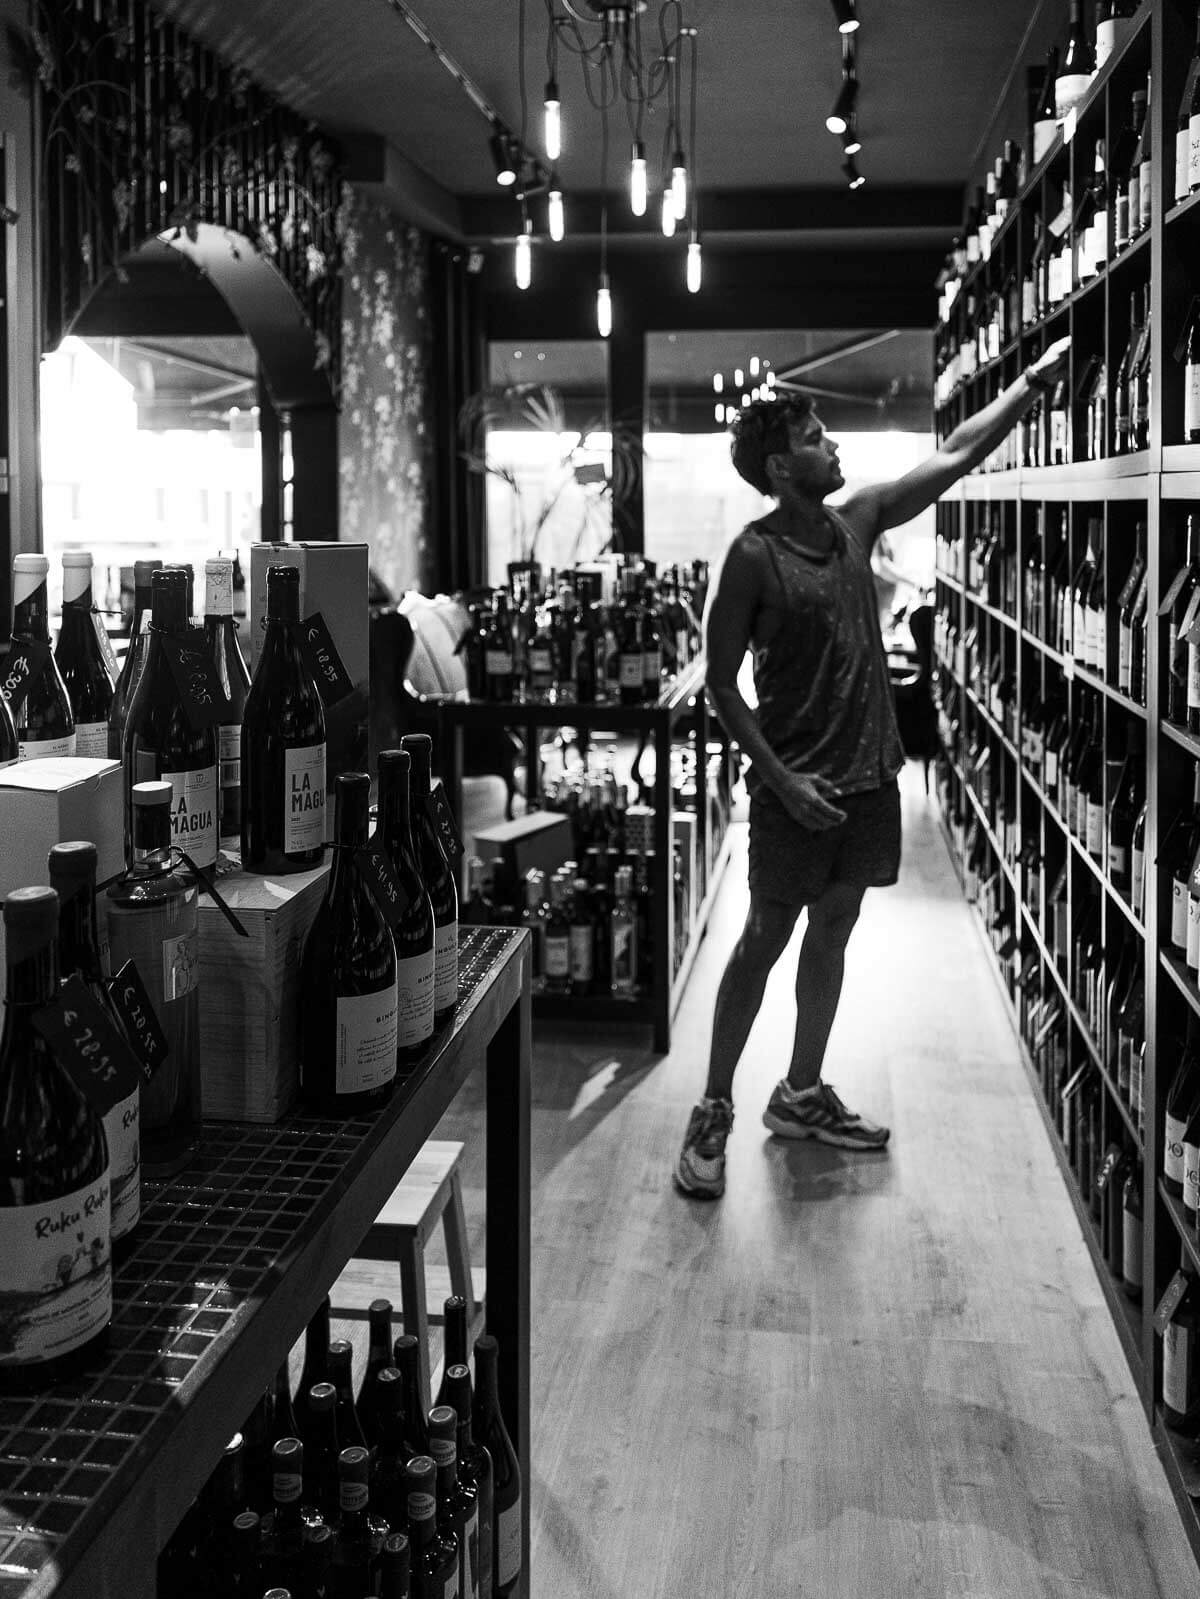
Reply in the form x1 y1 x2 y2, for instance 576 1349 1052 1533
471 810 574 889
0 757 124 998
249 543 371 839
196 858 329 1122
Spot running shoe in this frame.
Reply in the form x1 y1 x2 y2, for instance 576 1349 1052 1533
762 1080 890 1149
673 1097 734 1198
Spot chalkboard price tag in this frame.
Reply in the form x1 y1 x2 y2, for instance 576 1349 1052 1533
356 846 413 929
0 639 50 716
160 632 226 731
33 975 145 1117
1154 1270 1192 1336
107 959 169 1081
426 782 464 861
299 612 354 708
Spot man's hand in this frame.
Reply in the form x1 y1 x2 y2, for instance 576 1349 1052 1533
774 771 847 831
1028 334 1071 388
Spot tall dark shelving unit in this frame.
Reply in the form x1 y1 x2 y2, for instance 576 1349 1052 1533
934 0 1200 1553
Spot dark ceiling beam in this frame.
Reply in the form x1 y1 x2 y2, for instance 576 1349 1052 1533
340 132 465 241
461 184 963 242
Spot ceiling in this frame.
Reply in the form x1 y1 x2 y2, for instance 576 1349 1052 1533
156 0 1044 222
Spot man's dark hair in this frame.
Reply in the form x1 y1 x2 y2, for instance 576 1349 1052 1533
729 392 815 495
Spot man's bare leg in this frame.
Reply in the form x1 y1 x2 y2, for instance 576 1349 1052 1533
703 897 800 1103
785 881 865 1091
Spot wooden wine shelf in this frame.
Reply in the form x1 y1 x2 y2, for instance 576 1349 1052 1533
0 928 532 1599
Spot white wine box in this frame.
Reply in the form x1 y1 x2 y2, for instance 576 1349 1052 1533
472 810 573 887
0 757 124 1000
248 542 370 841
196 858 329 1122
624 803 655 855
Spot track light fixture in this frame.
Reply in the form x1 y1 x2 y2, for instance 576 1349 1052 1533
829 0 860 32
843 157 865 189
841 114 861 157
490 123 518 186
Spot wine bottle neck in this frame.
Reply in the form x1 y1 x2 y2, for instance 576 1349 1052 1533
13 586 49 640
54 884 103 985
2 940 57 1008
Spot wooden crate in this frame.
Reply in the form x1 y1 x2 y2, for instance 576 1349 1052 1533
198 859 329 1122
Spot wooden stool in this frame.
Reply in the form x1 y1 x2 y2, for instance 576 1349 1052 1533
332 1140 484 1416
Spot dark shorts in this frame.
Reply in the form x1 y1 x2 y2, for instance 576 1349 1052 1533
747 777 902 907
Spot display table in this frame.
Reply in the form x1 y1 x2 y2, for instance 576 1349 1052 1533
437 660 735 1051
0 927 531 1599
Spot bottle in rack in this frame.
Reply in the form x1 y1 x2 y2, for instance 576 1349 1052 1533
1121 1161 1143 1300
1165 515 1200 727
1033 46 1060 164
1162 1260 1200 1434
1114 290 1140 455
47 840 140 1247
1106 725 1142 902
1177 10 1200 204
122 568 219 870
331 1445 389 1594
1083 520 1105 675
1054 0 1094 121
1116 88 1146 253
406 1454 458 1597
1116 525 1147 697
0 886 112 1394
376 749 436 1069
294 1296 332 1441
54 551 114 757
1186 298 1200 444
203 556 250 849
299 773 398 1115
1097 0 1136 69
328 1338 369 1452
444 1364 494 1599
106 779 201 1175
241 564 327 874
9 554 75 760
1166 766 1200 958
401 733 459 1025
108 558 161 759
1134 72 1153 238
429 1405 478 1599
1164 1017 1200 1198
472 1334 522 1598
1130 287 1152 453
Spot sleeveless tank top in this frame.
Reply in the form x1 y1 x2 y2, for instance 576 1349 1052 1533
746 508 905 798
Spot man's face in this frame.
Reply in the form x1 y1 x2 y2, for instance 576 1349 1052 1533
769 412 844 499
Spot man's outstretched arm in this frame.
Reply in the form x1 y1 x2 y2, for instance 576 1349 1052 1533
840 333 1071 546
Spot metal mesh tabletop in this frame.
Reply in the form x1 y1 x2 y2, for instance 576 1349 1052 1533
0 927 523 1599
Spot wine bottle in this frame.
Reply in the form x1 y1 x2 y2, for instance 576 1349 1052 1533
618 579 644 708
1106 726 1142 899
9 554 75 760
328 1338 369 1452
106 779 201 1175
299 773 398 1113
1121 1162 1143 1301
392 1332 432 1461
300 1381 342 1524
1115 524 1146 695
1082 519 1105 674
1186 301 1200 444
55 552 114 757
1131 798 1148 919
376 749 436 1066
406 1455 458 1599
0 886 111 1392
228 1509 265 1596
293 1296 332 1441
568 876 595 997
331 1445 389 1595
203 557 250 848
1164 1017 1200 1196
0 689 15 769
123 568 219 870
367 1367 409 1528
1033 46 1060 164
461 857 493 927
1096 0 1135 68
1163 1267 1200 1434
380 1531 412 1599
108 558 161 760
430 1404 478 1599
1166 518 1200 725
472 1334 522 1598
1113 291 1138 454
1133 71 1152 236
444 1364 493 1599
641 581 664 703
484 594 514 703
1055 0 1094 121
47 840 139 1246
1130 288 1152 453
361 1297 394 1415
400 734 459 1025
543 875 570 993
241 565 326 873
1177 9 1200 203
260 1437 309 1593
244 1362 299 1514
611 865 638 997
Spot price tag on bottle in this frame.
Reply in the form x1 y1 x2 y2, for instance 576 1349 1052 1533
355 845 414 929
426 781 464 860
1159 565 1195 617
33 975 146 1116
0 639 50 715
1154 1269 1192 1336
106 959 169 1081
160 632 228 730
298 613 355 708
1061 652 1075 682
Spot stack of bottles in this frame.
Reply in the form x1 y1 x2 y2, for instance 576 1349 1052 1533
459 558 705 707
158 1294 522 1599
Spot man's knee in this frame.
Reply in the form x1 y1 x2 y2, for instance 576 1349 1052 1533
736 899 799 966
806 884 864 952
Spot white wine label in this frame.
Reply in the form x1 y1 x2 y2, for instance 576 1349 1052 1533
1186 1141 1200 1217
1096 20 1115 64
162 926 199 1003
395 948 435 1048
1164 1323 1193 1417
1189 643 1200 712
569 925 594 981
335 984 398 1095
642 649 662 682
619 653 643 688
219 724 241 790
1187 364 1200 438
544 936 569 979
1190 114 1200 190
74 720 109 758
1108 844 1128 879
1085 801 1103 857
529 647 553 676
434 921 459 1013
1054 75 1090 122
1167 1112 1189 1187
1044 749 1058 790
485 650 512 676
1138 163 1152 232
1178 128 1192 203
274 1470 302 1503
1118 625 1132 691
19 732 76 762
106 1087 140 1242
1188 895 1200 970
1133 848 1145 916
1173 879 1189 949
1123 1207 1143 1287
163 764 218 868
496 1499 522 1588
0 1173 111 1366
284 742 325 854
